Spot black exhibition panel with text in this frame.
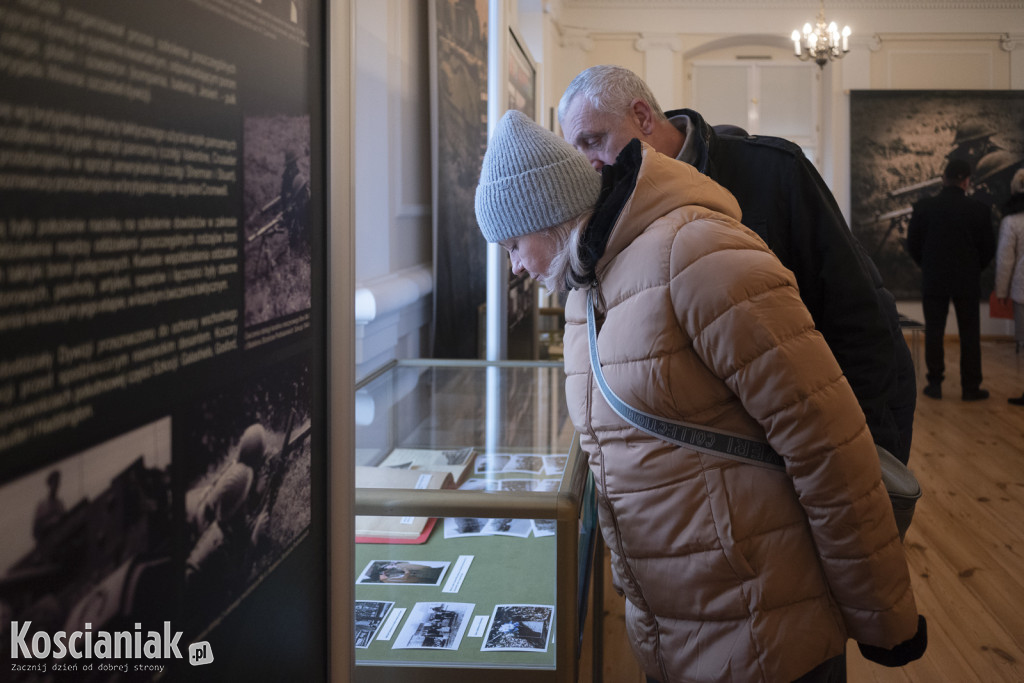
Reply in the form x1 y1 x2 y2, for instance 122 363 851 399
0 0 328 681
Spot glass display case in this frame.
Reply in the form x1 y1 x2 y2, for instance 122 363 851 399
353 359 597 683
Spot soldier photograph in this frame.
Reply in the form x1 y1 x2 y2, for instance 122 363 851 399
393 601 473 650
0 419 173 682
178 356 312 635
483 604 553 652
242 115 313 328
850 90 1024 298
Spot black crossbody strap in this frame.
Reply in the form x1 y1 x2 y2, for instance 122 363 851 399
586 289 785 470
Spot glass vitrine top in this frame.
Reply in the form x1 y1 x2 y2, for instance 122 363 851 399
355 360 576 501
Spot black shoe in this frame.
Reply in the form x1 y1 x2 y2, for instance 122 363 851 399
922 384 942 400
962 388 990 401
1009 393 1024 406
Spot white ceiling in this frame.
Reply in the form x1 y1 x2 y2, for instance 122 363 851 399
561 1 1022 8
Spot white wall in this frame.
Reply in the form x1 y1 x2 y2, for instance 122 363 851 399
352 0 434 379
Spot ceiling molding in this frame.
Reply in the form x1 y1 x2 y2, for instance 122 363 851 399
562 1 1023 9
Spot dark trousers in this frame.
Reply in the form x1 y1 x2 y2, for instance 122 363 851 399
644 653 846 683
922 291 982 391
792 654 847 683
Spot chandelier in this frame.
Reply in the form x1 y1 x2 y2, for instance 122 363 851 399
791 1 851 68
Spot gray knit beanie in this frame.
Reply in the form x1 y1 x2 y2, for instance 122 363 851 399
475 110 601 243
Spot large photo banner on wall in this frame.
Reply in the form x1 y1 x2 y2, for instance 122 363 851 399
429 0 488 359
0 1 326 681
849 90 1024 299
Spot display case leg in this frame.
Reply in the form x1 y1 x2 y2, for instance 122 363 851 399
593 532 604 683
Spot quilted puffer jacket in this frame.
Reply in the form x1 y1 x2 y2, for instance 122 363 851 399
562 141 918 682
995 197 1024 303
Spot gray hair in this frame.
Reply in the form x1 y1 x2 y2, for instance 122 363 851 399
557 65 666 128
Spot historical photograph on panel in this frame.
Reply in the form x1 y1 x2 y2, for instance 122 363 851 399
482 604 553 652
243 115 312 327
356 560 450 587
850 90 1024 298
178 355 312 633
507 29 535 119
0 418 173 673
355 600 394 648
430 0 489 358
392 601 474 650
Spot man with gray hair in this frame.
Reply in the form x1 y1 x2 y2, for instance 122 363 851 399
558 64 917 464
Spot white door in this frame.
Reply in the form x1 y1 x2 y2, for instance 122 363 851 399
691 61 820 166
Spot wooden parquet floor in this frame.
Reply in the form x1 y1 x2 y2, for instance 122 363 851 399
579 338 1024 682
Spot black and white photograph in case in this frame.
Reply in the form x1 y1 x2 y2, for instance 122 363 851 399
493 477 562 492
444 517 533 539
178 355 312 633
355 600 394 648
502 453 544 473
457 478 500 491
356 560 450 586
532 519 556 537
543 454 567 476
393 601 475 650
378 446 478 483
850 90 1024 299
529 479 561 493
473 452 548 474
243 115 312 327
474 453 510 473
0 418 173 676
499 478 538 492
482 604 554 652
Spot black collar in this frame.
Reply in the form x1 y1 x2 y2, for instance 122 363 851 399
573 139 644 287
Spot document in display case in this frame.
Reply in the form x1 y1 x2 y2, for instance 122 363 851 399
353 360 598 683
355 466 456 543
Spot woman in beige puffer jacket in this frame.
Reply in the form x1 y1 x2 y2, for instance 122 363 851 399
475 110 924 683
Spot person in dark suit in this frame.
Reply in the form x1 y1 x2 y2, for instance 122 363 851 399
907 159 996 401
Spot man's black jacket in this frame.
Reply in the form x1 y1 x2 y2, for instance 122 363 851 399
666 108 913 461
906 186 995 297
